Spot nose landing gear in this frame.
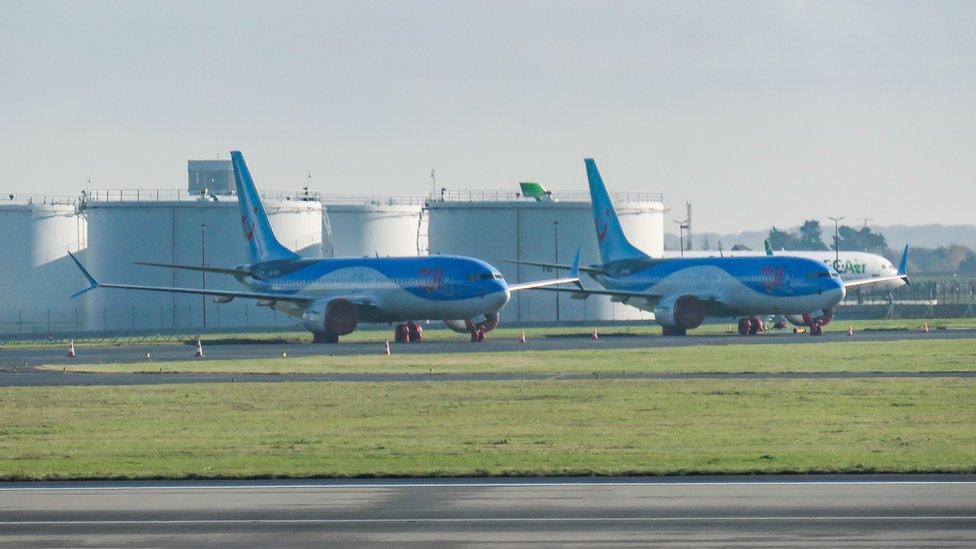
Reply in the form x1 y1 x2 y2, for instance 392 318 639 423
394 322 424 343
736 317 765 335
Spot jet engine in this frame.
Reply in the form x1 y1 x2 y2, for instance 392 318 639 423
302 298 359 337
785 308 833 335
785 308 833 328
444 312 500 334
653 295 706 335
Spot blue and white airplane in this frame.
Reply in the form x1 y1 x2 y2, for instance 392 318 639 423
519 159 908 335
68 151 578 342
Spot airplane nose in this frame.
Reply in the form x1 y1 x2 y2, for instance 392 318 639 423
831 280 846 302
494 280 511 309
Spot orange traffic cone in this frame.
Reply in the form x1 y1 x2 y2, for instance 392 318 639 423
847 325 854 336
194 338 205 358
518 330 527 343
66 340 76 358
384 340 392 355
592 328 599 341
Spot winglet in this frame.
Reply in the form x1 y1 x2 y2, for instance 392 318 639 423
67 250 99 297
897 244 911 285
764 240 774 256
570 246 582 288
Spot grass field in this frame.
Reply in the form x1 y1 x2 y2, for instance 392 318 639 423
0 378 973 480
42 339 976 375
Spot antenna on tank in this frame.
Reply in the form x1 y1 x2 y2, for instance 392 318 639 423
430 169 436 199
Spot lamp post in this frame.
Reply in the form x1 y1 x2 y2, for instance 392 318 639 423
201 223 207 329
827 216 844 264
553 220 560 323
673 220 689 258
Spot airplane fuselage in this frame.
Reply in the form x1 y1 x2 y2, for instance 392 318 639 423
241 255 511 322
593 256 846 317
664 250 905 292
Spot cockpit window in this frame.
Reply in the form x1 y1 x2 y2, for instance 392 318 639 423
468 272 497 282
493 273 503 279
806 271 832 280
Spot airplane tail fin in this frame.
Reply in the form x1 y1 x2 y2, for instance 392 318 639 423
584 158 648 264
230 151 300 264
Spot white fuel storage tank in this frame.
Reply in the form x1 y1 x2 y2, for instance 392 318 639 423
426 190 664 322
320 197 424 257
0 198 87 334
83 190 323 331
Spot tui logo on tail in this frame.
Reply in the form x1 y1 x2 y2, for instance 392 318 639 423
241 209 256 241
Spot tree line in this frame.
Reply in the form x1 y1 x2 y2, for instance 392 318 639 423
760 220 976 276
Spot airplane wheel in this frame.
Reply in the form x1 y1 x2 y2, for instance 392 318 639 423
810 324 823 336
395 323 411 343
313 331 339 344
749 317 764 335
407 322 423 343
737 318 751 336
662 326 687 336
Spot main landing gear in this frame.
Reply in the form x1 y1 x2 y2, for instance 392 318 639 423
394 322 424 343
313 331 340 344
737 317 766 336
661 326 687 336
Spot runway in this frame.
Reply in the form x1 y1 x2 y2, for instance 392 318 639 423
1 476 973 546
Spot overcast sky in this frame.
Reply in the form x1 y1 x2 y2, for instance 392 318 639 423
1 0 973 232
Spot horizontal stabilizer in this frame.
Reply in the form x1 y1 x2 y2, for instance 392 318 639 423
67 251 312 304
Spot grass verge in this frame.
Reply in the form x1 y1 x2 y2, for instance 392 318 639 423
41 339 976 375
5 317 975 349
0 378 973 480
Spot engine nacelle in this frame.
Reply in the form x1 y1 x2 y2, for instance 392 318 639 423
652 295 706 330
302 298 359 335
785 308 833 328
444 312 500 334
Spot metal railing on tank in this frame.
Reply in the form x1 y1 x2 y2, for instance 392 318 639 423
83 188 323 203
317 195 426 207
430 189 664 203
0 193 82 206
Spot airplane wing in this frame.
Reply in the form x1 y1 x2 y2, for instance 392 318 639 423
508 247 583 292
135 261 252 277
842 275 910 290
843 245 911 289
528 285 660 300
68 251 313 304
